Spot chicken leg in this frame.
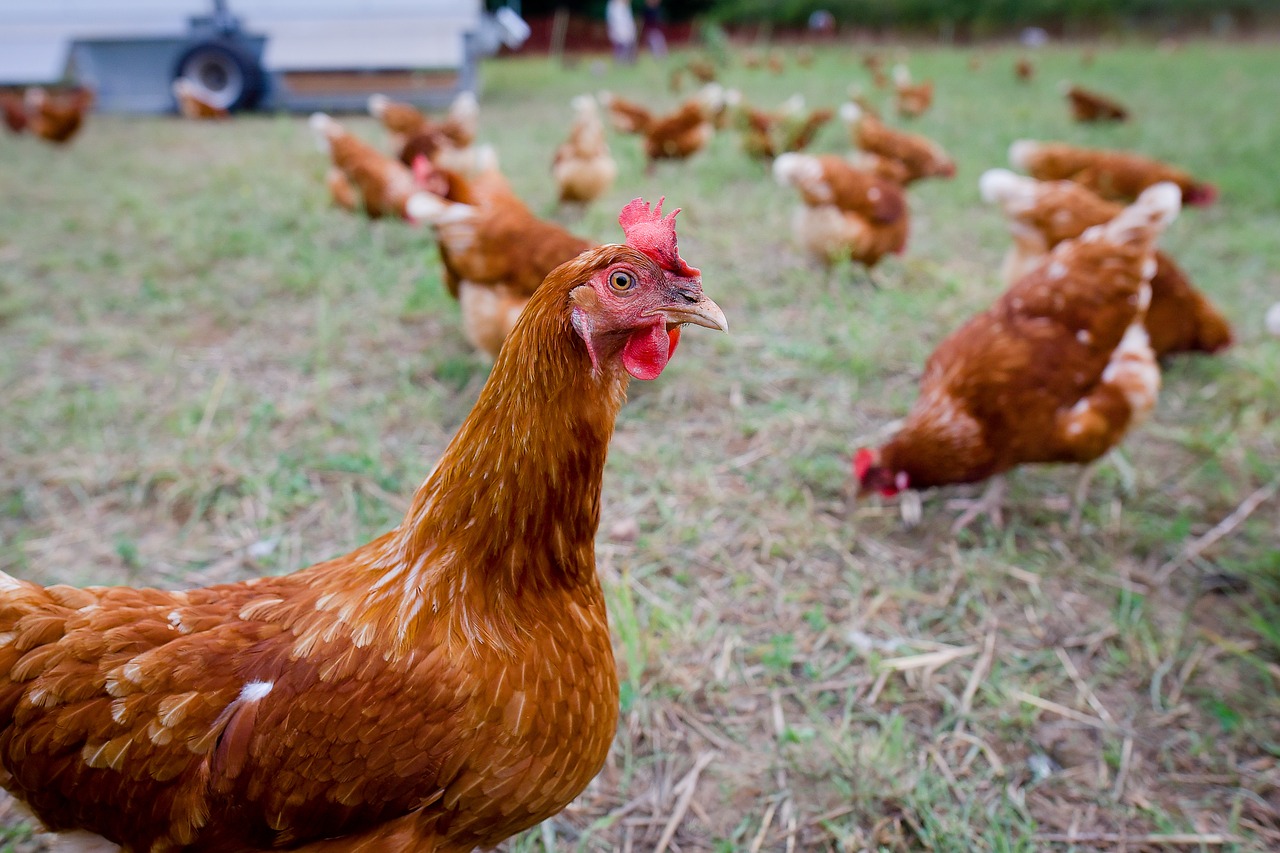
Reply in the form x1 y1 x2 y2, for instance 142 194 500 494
948 475 1007 534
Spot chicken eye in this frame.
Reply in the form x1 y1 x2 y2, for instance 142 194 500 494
609 270 635 292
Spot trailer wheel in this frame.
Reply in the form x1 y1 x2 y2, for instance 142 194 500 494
173 41 264 112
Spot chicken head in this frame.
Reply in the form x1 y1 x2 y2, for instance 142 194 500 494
569 198 726 381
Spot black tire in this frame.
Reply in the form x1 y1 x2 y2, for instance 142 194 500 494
172 40 265 112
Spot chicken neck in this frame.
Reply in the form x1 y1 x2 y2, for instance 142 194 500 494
360 290 626 649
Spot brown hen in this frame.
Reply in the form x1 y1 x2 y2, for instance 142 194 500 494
407 164 595 358
773 153 909 271
856 183 1182 530
0 198 726 852
840 102 955 186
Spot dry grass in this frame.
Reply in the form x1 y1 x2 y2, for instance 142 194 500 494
2 39 1280 852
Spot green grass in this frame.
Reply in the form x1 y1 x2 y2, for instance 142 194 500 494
3 38 1280 851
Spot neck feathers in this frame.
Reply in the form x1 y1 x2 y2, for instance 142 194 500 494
365 263 627 649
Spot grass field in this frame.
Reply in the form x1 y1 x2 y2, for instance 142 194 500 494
2 38 1279 851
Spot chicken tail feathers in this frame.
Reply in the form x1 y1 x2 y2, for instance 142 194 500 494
1008 139 1041 172
979 168 1040 212
309 112 342 151
1087 182 1180 251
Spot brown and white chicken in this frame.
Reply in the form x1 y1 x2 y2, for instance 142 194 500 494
24 86 94 144
369 91 482 176
552 95 617 205
891 64 933 119
840 102 954 186
856 183 1182 531
773 153 909 272
407 165 595 358
980 169 1232 358
310 113 431 221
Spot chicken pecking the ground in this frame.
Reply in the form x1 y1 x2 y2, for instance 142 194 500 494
840 102 955 186
310 113 434 222
552 95 618 206
773 153 909 274
980 169 1232 358
24 86 94 144
1010 139 1217 206
1061 83 1130 123
891 64 934 119
0 198 727 853
855 183 1182 532
407 162 595 358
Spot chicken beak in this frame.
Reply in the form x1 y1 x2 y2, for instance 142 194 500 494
660 297 727 333
657 277 728 333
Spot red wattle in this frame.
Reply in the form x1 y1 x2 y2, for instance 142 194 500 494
622 323 672 380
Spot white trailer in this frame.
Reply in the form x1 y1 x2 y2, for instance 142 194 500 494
0 0 528 113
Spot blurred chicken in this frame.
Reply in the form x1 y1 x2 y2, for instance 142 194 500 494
24 86 94 144
437 91 479 149
1015 56 1035 82
687 56 718 83
766 51 786 75
640 84 733 172
369 91 480 170
310 113 430 221
1 91 27 134
856 184 1182 530
407 164 594 357
981 169 1232 357
1011 140 1217 206
773 153 909 271
796 46 815 68
172 78 229 120
863 51 888 88
892 65 933 118
552 95 617 205
840 102 955 185
735 96 833 162
598 91 655 135
736 105 778 162
1267 303 1280 338
368 93 429 154
1062 83 1129 122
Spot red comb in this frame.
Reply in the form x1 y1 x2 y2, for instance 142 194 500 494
853 448 875 480
618 197 700 277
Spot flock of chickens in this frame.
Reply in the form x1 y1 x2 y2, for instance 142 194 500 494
0 46 1271 852
305 60 1238 534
